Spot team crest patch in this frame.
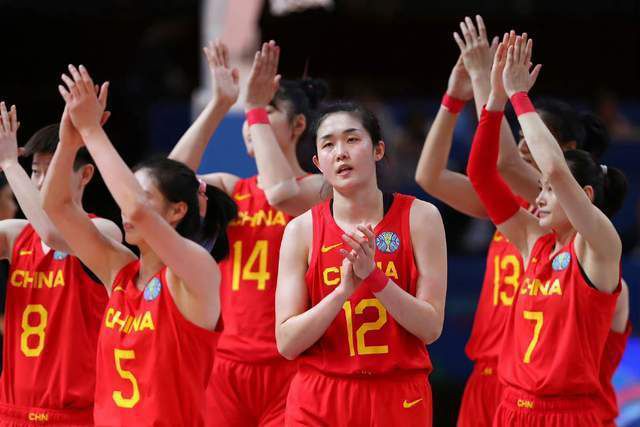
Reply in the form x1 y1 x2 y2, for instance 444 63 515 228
376 231 400 253
53 250 68 261
552 252 571 271
144 278 162 301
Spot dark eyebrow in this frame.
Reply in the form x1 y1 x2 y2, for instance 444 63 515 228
320 127 362 141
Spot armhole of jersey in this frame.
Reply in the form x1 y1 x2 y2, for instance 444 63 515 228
572 238 621 295
79 260 103 286
304 206 322 284
111 259 139 290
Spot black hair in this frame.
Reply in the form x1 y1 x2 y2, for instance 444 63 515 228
272 79 328 172
564 149 627 218
133 157 237 261
22 123 93 171
536 99 585 149
0 172 7 189
310 100 387 185
579 112 610 162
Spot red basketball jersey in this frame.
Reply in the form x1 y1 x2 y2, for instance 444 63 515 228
597 322 631 424
499 233 620 396
94 261 216 426
0 224 108 410
216 176 293 362
302 193 431 376
465 231 523 362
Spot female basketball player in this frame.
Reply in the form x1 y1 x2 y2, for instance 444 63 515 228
43 64 235 426
169 40 327 426
467 35 626 426
275 101 447 426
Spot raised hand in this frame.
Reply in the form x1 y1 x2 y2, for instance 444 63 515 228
503 34 542 97
489 32 515 103
203 39 240 108
58 65 109 136
340 224 376 281
0 102 20 168
447 57 473 101
245 40 281 111
453 15 499 79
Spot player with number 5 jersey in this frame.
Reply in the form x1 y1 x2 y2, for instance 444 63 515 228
467 34 627 426
276 102 447 426
44 65 236 426
167 40 327 426
0 102 121 425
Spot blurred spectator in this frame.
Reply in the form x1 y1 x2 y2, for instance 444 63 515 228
596 90 640 142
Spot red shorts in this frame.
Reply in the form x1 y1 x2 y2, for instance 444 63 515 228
493 387 601 427
285 366 432 427
205 356 297 427
0 402 93 427
458 359 503 427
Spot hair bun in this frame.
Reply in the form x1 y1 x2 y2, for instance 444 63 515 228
299 79 328 109
579 112 610 161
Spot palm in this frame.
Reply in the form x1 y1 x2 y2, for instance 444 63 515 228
448 62 473 100
212 67 239 105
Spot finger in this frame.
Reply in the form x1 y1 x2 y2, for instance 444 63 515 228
341 233 368 257
356 224 376 243
231 68 240 85
203 46 215 67
273 74 281 92
494 42 505 64
529 64 542 88
9 105 18 132
505 45 515 69
78 65 95 93
490 35 500 55
268 41 278 76
465 16 479 42
476 15 488 42
513 36 522 64
459 22 472 47
221 41 230 68
272 44 281 76
524 38 533 66
58 85 71 102
0 102 8 132
250 50 262 78
453 32 466 52
68 65 85 94
339 249 357 264
61 73 76 92
508 30 516 47
215 40 225 67
100 111 111 126
98 81 109 107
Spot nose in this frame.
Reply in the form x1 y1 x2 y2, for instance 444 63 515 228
535 191 546 209
335 140 349 160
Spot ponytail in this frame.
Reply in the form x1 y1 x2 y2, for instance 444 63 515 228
601 166 627 218
197 185 237 261
579 112 610 162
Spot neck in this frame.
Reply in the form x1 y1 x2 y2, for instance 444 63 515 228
72 187 84 207
282 144 307 178
137 245 164 289
553 223 577 251
332 180 383 226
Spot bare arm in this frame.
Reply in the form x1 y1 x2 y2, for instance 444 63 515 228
169 40 238 171
275 214 357 359
373 201 447 344
503 37 620 292
42 110 134 289
60 65 221 306
414 58 488 219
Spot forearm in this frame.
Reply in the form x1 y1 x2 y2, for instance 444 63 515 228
80 127 145 218
169 101 231 172
277 287 347 360
2 162 66 250
470 73 491 120
374 280 443 344
415 107 458 191
517 111 566 178
250 124 299 189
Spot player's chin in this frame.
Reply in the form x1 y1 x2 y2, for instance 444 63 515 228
123 229 141 246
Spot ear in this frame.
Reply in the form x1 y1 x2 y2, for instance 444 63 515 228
80 164 95 186
312 154 321 171
373 141 385 161
583 185 595 202
291 114 307 141
168 201 188 225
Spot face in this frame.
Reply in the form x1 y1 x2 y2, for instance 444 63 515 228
0 185 16 220
242 100 301 157
535 178 569 229
124 169 185 245
31 152 89 195
312 112 384 193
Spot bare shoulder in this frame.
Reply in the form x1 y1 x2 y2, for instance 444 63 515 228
199 172 241 196
90 217 123 242
409 199 443 228
285 210 313 239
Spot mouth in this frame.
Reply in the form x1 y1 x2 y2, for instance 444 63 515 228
335 164 354 177
537 211 549 219
123 222 134 231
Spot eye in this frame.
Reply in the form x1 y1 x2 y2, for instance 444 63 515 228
347 136 358 143
321 141 333 149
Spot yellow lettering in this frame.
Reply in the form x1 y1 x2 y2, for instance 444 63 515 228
273 211 286 226
548 279 562 296
53 270 65 288
11 270 24 287
38 271 53 289
105 308 116 328
385 261 398 279
253 210 267 227
23 271 34 288
517 399 534 409
139 312 155 331
28 412 49 421
323 267 341 286
131 315 142 332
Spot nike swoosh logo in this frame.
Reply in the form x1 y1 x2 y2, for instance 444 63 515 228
234 193 251 201
19 250 32 256
321 243 342 253
403 398 422 409
112 286 125 293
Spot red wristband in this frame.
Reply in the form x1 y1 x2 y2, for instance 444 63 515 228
246 108 270 126
364 268 389 293
510 92 536 116
441 93 466 114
